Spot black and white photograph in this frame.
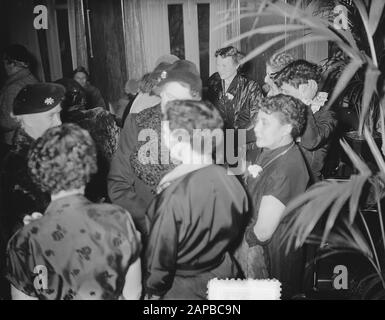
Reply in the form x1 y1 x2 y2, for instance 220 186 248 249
0 0 385 305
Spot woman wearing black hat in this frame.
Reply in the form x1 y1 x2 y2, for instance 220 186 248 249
6 123 142 300
0 83 64 239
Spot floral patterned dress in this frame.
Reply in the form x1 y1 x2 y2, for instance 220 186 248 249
6 194 141 300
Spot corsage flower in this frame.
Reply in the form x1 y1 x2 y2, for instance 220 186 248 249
310 92 328 113
248 164 263 178
225 92 234 100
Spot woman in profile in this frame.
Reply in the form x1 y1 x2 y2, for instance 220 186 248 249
6 123 142 300
235 94 310 299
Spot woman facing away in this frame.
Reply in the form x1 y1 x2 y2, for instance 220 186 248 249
144 100 249 300
235 94 310 299
6 123 142 300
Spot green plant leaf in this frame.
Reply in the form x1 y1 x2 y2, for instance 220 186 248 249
327 57 362 109
368 0 385 36
364 127 385 173
222 24 306 47
278 34 331 54
359 67 381 134
340 139 371 175
240 34 287 64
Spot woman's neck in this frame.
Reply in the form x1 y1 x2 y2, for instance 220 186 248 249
266 136 294 151
51 187 85 202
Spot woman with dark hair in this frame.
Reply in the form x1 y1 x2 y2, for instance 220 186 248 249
73 66 106 109
6 123 142 300
272 59 337 181
144 100 248 300
207 46 263 158
235 94 310 299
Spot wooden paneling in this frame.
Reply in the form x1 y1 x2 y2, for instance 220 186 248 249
85 0 127 104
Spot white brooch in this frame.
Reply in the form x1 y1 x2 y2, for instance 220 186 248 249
225 93 234 100
160 71 167 79
248 164 263 178
44 97 55 105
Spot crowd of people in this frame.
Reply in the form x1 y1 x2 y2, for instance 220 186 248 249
0 43 337 300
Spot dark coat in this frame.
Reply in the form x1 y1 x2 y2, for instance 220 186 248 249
207 72 263 146
299 105 338 181
0 128 50 238
64 107 120 203
108 104 176 235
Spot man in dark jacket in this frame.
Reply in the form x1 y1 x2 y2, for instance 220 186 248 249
108 60 202 236
207 46 263 152
274 59 338 182
0 45 38 151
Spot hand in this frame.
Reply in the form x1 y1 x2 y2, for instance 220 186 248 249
144 294 161 300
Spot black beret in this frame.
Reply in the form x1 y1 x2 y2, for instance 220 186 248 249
13 83 66 115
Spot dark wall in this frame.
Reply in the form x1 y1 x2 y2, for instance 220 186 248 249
85 0 127 104
0 0 10 86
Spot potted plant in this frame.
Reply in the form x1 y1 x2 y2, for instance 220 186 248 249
222 0 385 299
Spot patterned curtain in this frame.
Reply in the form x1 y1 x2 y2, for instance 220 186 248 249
121 0 148 79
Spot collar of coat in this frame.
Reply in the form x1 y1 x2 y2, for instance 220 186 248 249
11 127 35 155
156 163 212 194
4 68 33 87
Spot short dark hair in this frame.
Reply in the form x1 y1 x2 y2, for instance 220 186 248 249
163 100 224 154
73 66 89 79
28 123 97 194
258 94 307 138
273 59 322 88
215 46 244 65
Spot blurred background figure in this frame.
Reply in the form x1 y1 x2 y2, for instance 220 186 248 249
73 66 107 110
6 123 142 300
55 77 120 204
0 44 38 155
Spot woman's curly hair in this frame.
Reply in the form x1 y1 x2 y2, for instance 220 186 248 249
215 46 245 65
273 59 322 88
28 123 97 194
267 52 295 73
258 94 307 138
163 100 224 154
